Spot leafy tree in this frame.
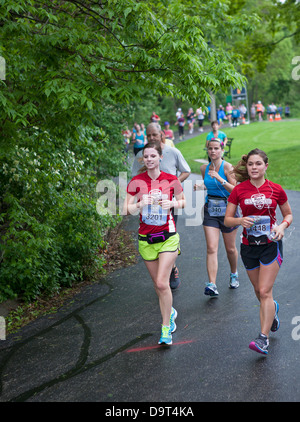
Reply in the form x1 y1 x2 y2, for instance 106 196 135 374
0 0 258 301
0 0 258 136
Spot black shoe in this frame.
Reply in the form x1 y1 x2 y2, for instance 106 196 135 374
170 266 181 290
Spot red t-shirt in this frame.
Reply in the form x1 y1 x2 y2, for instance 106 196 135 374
127 171 183 235
228 179 288 245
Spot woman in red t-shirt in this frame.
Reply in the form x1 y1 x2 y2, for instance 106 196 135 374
225 149 293 355
124 143 186 345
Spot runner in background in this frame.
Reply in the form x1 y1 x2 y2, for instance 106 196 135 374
206 120 228 148
196 107 205 132
226 103 233 126
175 112 185 141
256 101 264 121
163 121 175 147
187 107 195 134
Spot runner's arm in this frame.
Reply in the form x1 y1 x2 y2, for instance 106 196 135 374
271 201 293 240
123 193 152 216
161 191 186 210
224 202 255 228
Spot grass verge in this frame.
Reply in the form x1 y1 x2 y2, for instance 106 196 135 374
176 119 300 191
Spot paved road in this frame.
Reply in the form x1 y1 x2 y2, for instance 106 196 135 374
0 173 299 403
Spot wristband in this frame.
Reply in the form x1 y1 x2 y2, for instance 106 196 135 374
282 219 290 228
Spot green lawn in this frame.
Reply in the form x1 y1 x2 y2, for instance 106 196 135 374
175 120 300 191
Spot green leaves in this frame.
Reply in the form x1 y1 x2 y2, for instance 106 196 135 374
0 0 256 138
0 0 259 302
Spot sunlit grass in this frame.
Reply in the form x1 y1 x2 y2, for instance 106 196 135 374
176 120 300 191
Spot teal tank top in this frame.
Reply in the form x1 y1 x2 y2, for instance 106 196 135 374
204 160 229 201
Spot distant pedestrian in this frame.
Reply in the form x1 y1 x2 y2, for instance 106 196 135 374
226 103 233 125
176 108 182 119
256 101 264 121
163 122 175 147
269 103 277 119
217 105 226 126
206 120 227 147
224 148 293 355
150 112 160 123
187 108 195 134
175 113 185 141
285 104 290 118
140 123 147 144
250 103 256 121
196 107 205 132
122 127 131 160
231 106 240 127
133 124 146 155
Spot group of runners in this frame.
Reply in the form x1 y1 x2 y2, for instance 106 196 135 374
123 122 293 356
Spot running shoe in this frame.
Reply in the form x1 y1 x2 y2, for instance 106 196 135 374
170 266 181 290
158 325 172 345
170 307 177 333
229 272 239 289
204 282 219 297
249 333 269 355
271 300 280 332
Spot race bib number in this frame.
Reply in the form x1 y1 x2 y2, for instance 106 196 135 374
246 215 271 237
141 191 168 226
207 198 227 217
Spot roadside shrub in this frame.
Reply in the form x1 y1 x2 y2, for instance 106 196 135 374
0 126 124 302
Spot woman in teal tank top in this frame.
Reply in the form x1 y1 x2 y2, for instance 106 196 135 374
194 138 239 297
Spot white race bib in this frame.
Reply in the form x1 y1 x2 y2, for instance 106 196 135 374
246 215 271 237
207 198 227 217
141 191 168 226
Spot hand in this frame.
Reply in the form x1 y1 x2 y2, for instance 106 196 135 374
140 194 153 208
270 225 285 241
160 199 173 210
208 169 220 181
240 217 256 228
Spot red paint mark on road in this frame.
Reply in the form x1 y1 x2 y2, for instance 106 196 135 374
125 339 196 353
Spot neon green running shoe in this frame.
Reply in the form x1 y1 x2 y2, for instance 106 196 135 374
158 325 172 345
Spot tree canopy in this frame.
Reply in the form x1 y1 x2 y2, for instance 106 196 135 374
0 0 259 141
0 0 266 302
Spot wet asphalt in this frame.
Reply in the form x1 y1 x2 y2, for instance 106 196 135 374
0 170 299 403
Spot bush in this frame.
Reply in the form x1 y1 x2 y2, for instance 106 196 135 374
0 125 124 302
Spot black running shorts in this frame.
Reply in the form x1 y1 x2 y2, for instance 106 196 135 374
240 240 283 271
